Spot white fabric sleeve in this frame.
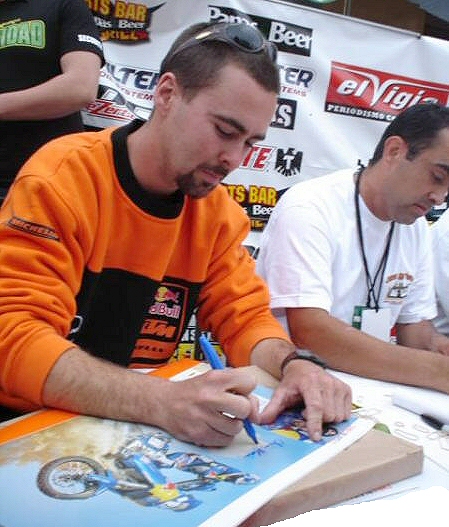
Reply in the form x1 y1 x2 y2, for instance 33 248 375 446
395 220 437 324
257 202 333 312
431 212 449 331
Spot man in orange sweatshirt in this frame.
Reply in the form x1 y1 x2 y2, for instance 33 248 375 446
0 22 351 445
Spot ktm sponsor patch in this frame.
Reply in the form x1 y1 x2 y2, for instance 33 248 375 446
131 282 189 365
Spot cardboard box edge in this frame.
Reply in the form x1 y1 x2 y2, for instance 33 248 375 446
240 428 423 526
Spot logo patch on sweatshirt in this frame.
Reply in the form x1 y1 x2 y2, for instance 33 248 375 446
7 216 59 241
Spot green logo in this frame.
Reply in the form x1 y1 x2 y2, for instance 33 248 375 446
0 20 45 49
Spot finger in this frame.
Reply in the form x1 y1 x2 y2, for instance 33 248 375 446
319 382 337 424
258 384 287 424
301 389 324 442
247 393 260 422
218 368 258 397
180 412 244 447
343 386 354 419
321 379 352 423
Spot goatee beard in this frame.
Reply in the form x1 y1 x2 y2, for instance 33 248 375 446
177 167 228 198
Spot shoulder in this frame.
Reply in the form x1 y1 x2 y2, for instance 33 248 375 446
59 0 95 15
186 185 249 233
17 128 114 185
395 216 431 249
208 184 247 213
275 169 354 215
431 209 449 240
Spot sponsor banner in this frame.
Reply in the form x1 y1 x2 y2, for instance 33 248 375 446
85 0 163 42
208 4 314 56
83 0 449 247
326 61 449 122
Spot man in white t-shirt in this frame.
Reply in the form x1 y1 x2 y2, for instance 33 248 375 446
257 103 449 395
431 206 449 336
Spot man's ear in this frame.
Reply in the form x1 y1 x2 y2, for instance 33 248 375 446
154 72 180 114
383 135 408 162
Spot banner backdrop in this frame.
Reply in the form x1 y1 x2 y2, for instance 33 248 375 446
83 0 449 246
82 0 449 357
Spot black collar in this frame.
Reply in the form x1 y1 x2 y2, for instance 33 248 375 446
111 120 185 219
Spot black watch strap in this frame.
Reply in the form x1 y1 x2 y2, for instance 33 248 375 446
280 349 327 375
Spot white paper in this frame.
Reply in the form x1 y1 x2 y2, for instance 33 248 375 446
360 307 391 342
392 385 449 425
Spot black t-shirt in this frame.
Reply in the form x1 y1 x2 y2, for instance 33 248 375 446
0 0 104 191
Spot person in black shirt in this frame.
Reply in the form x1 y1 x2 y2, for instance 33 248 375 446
0 0 104 200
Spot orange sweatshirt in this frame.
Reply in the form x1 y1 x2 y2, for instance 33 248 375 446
0 121 289 412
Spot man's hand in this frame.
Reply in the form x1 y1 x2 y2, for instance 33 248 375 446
43 348 259 447
151 367 259 447
257 358 352 441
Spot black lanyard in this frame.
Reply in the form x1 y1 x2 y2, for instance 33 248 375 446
354 165 395 311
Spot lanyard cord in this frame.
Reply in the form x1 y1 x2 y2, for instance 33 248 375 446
354 165 395 310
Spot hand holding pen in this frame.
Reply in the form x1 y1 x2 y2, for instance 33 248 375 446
199 334 259 444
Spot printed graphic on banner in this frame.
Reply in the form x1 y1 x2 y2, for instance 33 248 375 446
271 97 297 130
84 62 157 127
239 144 303 177
208 5 313 57
224 141 302 231
279 64 316 98
87 0 164 42
325 61 449 121
275 148 303 177
225 183 294 232
225 183 277 231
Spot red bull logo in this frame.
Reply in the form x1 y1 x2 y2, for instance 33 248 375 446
155 286 179 304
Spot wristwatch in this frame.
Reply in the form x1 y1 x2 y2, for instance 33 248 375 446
280 349 327 375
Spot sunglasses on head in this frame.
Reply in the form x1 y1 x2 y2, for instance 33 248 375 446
162 22 278 70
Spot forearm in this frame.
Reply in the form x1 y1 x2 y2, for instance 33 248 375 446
287 307 449 394
250 337 296 379
0 79 94 121
396 319 437 350
0 52 100 121
42 347 168 425
43 347 261 447
396 319 449 355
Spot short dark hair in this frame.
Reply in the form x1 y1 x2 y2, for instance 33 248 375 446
159 22 280 99
369 103 449 165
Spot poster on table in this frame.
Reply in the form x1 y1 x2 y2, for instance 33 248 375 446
0 361 373 527
82 0 449 357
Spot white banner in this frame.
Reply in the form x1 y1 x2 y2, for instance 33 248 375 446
83 0 449 247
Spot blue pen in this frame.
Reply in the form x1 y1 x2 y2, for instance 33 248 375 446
198 334 258 444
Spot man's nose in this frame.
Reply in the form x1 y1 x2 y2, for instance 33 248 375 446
219 143 247 172
429 188 448 206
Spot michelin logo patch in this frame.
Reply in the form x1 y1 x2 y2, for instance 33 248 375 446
7 216 60 241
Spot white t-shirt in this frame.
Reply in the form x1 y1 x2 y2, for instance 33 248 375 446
257 169 436 334
431 208 449 335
